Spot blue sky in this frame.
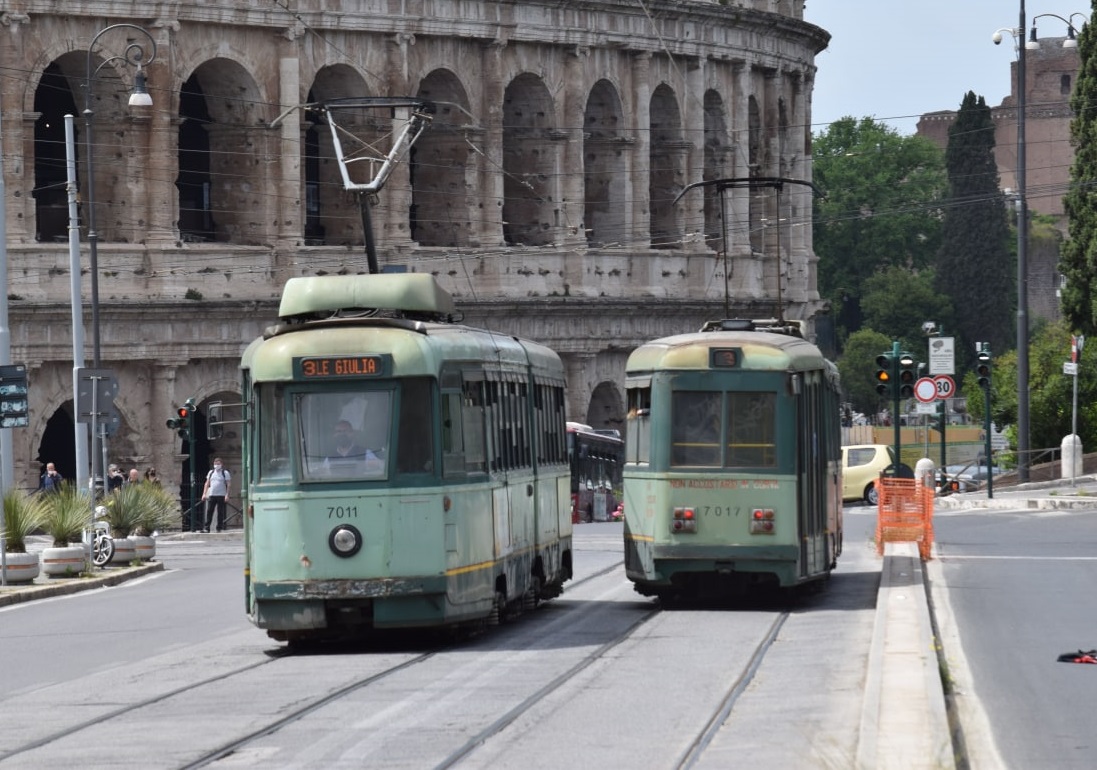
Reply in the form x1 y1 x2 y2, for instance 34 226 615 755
804 1 1089 135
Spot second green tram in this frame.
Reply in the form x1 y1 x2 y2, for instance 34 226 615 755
622 319 843 600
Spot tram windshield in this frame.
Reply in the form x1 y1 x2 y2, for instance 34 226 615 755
297 390 393 481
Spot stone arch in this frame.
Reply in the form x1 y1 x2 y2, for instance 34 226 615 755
649 83 684 248
583 79 627 248
36 405 78 488
585 380 625 434
304 65 373 246
412 69 473 247
29 42 152 244
177 58 270 245
703 90 731 253
502 73 557 247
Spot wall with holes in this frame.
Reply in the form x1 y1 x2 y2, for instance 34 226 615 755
0 1 827 491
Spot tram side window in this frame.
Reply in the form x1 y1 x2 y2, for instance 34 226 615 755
727 392 776 467
396 378 434 474
671 391 721 467
257 384 290 480
442 391 465 478
625 386 651 465
462 380 487 474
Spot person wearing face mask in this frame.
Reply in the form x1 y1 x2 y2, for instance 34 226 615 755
201 457 231 533
324 420 382 476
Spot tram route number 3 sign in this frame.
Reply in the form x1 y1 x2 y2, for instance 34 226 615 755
915 375 956 403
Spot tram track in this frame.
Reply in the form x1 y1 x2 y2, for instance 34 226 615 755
673 611 790 769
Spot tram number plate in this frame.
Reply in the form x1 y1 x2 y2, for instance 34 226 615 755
328 506 359 519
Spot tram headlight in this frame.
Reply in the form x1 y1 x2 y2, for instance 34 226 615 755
329 524 363 558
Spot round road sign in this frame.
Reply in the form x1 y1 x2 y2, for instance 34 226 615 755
933 374 956 399
914 377 937 403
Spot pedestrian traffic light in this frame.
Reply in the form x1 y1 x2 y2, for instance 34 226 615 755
874 353 894 397
897 353 917 399
976 348 992 388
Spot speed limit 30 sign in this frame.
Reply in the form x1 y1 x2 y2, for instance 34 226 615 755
933 374 956 399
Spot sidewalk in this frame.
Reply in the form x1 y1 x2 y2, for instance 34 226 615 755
0 530 241 607
933 473 1097 511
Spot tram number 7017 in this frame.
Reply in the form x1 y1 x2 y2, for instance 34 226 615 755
328 506 359 519
698 506 740 518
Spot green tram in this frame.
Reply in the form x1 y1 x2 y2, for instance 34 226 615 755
622 319 842 600
241 273 572 642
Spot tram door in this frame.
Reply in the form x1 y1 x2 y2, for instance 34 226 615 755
797 373 827 577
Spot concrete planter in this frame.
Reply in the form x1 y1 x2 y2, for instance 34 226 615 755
41 545 87 577
110 537 136 565
131 535 155 562
1 551 41 583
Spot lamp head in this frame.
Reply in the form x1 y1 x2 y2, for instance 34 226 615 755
128 67 152 108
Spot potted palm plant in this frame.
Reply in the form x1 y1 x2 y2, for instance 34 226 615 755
40 483 92 577
1 487 48 583
102 483 161 564
129 482 177 561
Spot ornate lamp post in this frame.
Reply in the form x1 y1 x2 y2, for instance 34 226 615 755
83 25 156 489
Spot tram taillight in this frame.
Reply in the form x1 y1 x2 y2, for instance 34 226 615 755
750 508 775 534
671 507 697 534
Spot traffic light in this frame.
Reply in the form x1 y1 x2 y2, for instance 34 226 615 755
874 353 894 397
976 348 992 388
897 353 917 399
166 399 196 439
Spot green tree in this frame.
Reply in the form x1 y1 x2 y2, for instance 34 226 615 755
812 117 947 343
837 328 894 417
935 91 1014 368
1062 13 1097 335
860 266 954 355
965 320 1097 453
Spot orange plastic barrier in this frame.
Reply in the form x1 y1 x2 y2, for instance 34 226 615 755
875 476 935 560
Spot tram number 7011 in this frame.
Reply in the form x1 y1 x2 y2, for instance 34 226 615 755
328 506 359 519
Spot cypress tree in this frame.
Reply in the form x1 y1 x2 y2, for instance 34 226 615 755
1062 13 1097 336
935 91 1014 365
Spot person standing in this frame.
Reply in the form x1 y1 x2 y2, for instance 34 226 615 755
38 462 63 493
126 468 141 486
107 464 124 492
201 458 231 533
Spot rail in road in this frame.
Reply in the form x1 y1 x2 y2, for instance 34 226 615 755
0 517 933 769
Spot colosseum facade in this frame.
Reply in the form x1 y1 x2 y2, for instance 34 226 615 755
0 0 827 501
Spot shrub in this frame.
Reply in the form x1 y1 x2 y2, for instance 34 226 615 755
1 487 48 553
41 483 93 546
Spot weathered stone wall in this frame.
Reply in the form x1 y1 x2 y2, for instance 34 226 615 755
0 1 828 492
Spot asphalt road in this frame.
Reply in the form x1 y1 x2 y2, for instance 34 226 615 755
930 505 1097 769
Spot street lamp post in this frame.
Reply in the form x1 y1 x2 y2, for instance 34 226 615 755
993 4 1031 482
994 6 1088 481
83 25 156 491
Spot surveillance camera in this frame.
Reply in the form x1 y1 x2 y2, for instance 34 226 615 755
922 321 936 333
993 31 1003 45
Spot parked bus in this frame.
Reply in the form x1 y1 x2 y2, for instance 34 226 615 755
567 421 624 522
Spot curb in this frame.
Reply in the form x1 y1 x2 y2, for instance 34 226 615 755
934 495 1096 511
857 542 954 770
0 561 165 608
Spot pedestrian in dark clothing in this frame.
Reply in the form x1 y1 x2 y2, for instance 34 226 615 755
39 462 63 493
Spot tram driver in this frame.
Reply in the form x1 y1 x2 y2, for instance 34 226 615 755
324 419 384 476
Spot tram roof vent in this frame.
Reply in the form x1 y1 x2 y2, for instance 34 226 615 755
278 273 456 321
700 318 804 338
